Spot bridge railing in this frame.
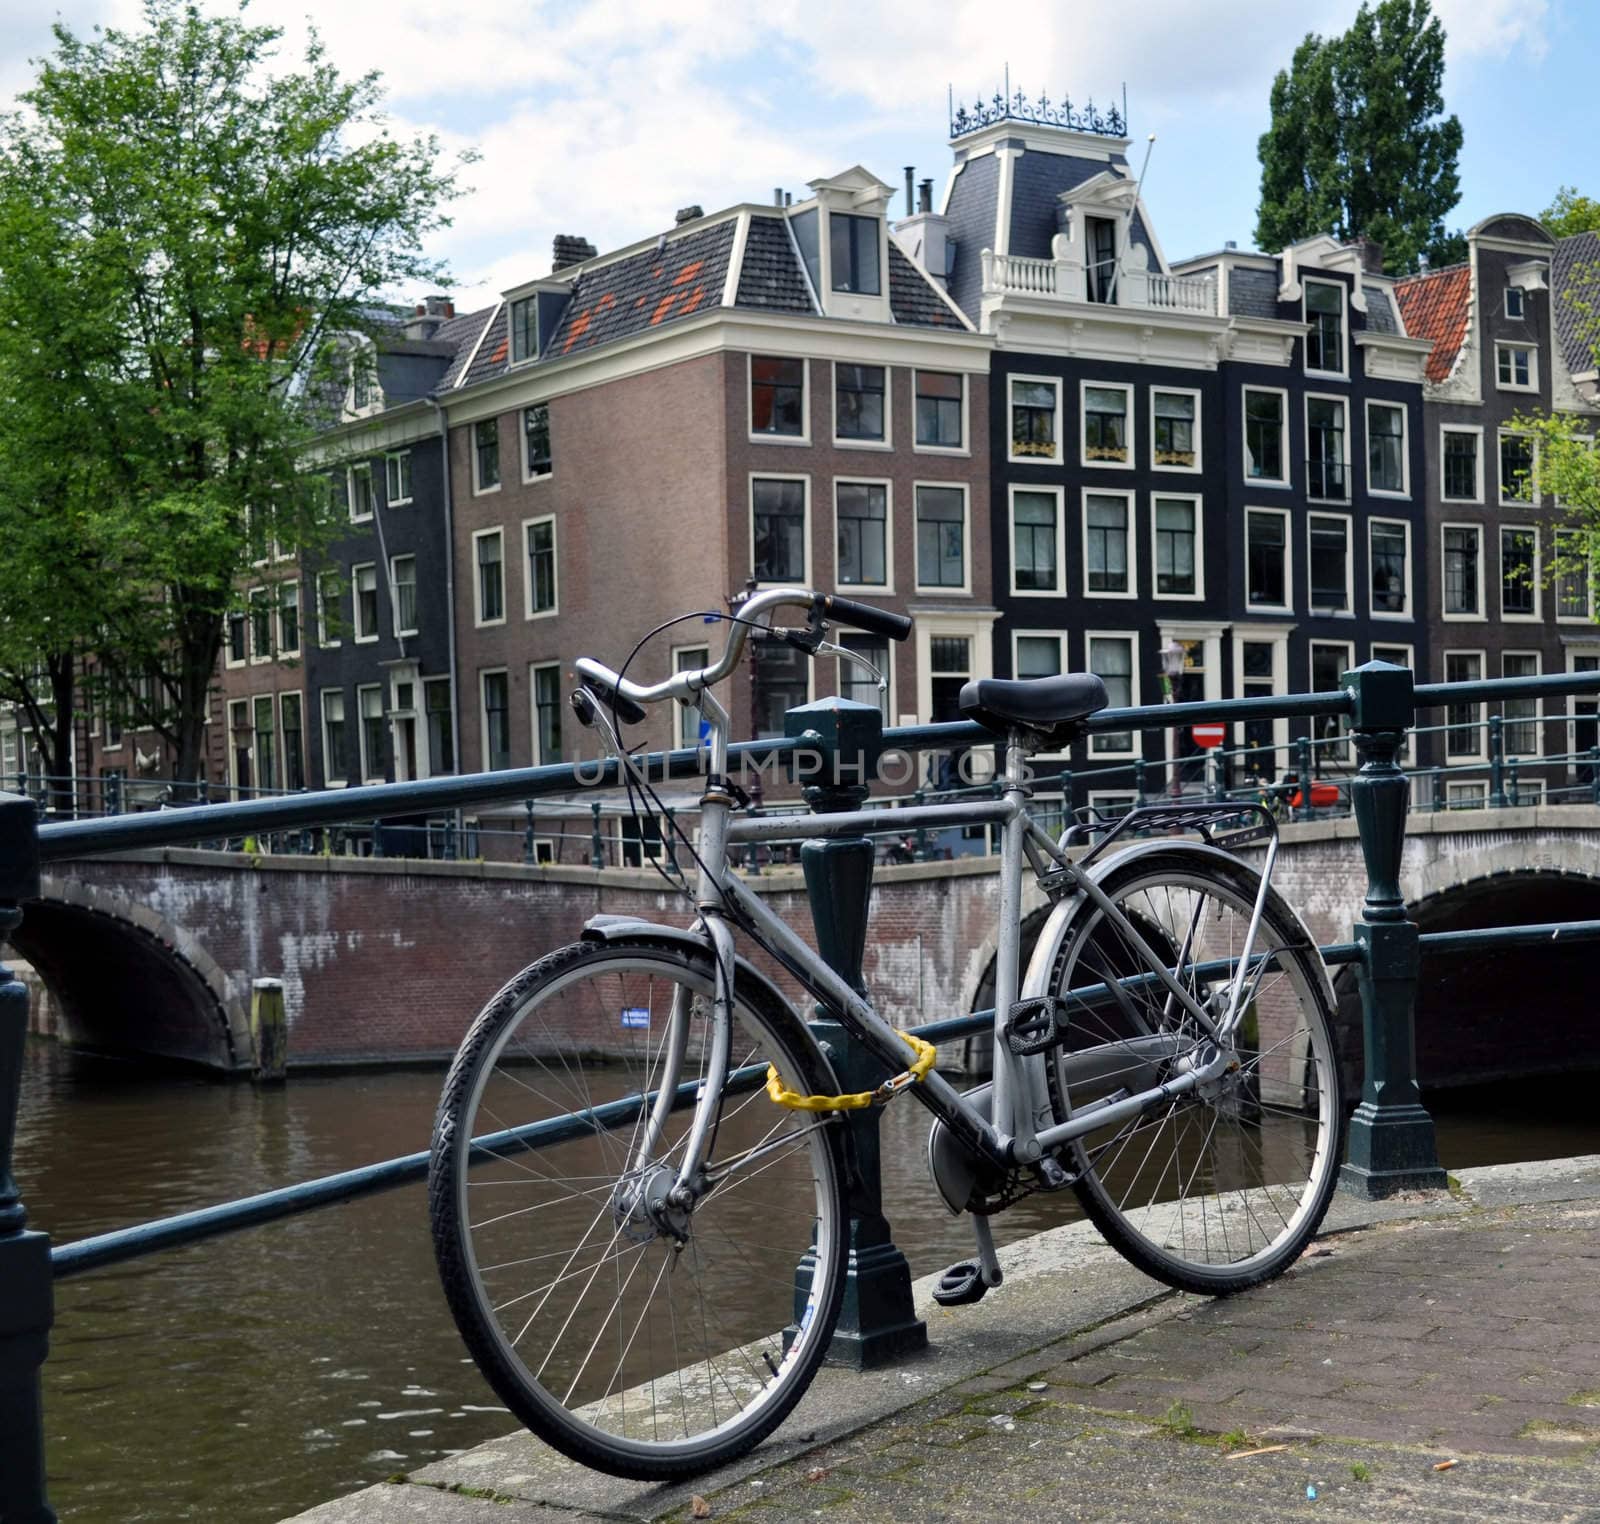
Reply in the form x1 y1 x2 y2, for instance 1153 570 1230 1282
7 662 1600 1518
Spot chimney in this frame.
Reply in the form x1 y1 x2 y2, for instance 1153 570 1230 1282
919 178 933 215
1354 236 1384 275
552 234 598 273
674 205 703 226
1225 240 1237 250
1418 252 1431 273
773 186 783 206
404 293 456 340
904 166 915 218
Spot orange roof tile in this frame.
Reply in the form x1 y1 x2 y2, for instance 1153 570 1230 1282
1393 264 1471 383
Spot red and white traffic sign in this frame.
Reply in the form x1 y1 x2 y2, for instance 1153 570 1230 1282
1191 723 1226 750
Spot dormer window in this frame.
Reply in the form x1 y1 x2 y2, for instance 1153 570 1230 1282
351 360 370 410
829 214 881 295
1304 280 1345 374
1505 287 1525 320
510 297 538 364
1086 217 1118 303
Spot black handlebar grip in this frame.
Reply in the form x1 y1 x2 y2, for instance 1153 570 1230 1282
824 594 913 642
580 676 647 726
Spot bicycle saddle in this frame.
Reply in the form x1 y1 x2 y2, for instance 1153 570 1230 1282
958 672 1109 744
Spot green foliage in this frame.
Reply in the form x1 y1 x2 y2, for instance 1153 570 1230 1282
1255 0 1464 273
0 0 466 780
1542 187 1600 240
1513 410 1600 620
1350 1461 1371 1482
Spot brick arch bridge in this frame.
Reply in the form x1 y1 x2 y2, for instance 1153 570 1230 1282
23 806 1600 1085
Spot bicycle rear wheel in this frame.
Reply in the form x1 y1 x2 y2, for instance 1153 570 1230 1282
429 937 849 1479
1045 846 1343 1294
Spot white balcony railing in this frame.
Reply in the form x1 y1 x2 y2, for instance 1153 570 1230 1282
1147 271 1216 314
981 249 1217 316
986 252 1058 296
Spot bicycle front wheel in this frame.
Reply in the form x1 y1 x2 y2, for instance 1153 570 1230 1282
429 938 849 1479
1045 846 1343 1294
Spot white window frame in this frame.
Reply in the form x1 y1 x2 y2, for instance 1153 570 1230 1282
1369 639 1417 765
913 479 971 596
671 643 712 749
747 353 811 447
912 610 997 727
1439 522 1486 622
529 660 564 766
1494 341 1538 393
277 581 302 656
225 697 248 789
1554 529 1596 624
1150 492 1204 603
833 477 894 594
385 451 413 506
1500 649 1543 759
1007 373 1062 466
389 553 418 637
1445 780 1489 810
1498 429 1539 507
1308 639 1356 764
831 361 892 451
834 630 896 725
247 585 272 664
508 295 538 366
472 528 507 628
1504 287 1525 321
1080 379 1135 471
224 607 248 669
478 667 510 772
348 463 375 522
1148 385 1203 474
1364 399 1410 498
1081 487 1138 601
1010 630 1069 757
911 369 969 457
1007 483 1064 599
1565 647 1600 768
1242 385 1291 488
1084 630 1141 758
356 681 385 784
1305 510 1353 617
522 514 559 619
1440 424 1484 504
1231 626 1290 761
1367 516 1412 621
1304 391 1350 502
1086 790 1138 819
319 687 348 788
471 417 502 496
1302 276 1348 378
749 471 812 589
1244 505 1293 615
351 561 380 643
521 402 553 482
1442 649 1487 762
1499 524 1542 623
316 570 341 648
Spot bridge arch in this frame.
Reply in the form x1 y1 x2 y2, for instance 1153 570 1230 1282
17 876 248 1071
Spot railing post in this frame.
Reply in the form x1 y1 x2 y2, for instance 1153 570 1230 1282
0 791 56 1522
1338 662 1447 1200
1058 768 1072 835
1591 746 1600 807
1134 757 1147 808
1296 735 1313 819
1488 715 1507 809
784 699 926 1368
589 800 604 870
664 807 678 875
912 789 928 861
1507 759 1520 810
522 800 535 866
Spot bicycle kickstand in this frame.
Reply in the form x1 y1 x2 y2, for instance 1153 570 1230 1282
932 1213 1005 1308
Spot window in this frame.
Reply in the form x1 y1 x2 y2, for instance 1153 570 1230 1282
531 663 563 764
1084 493 1131 595
349 464 374 521
320 690 347 786
1083 384 1130 464
1153 496 1199 597
1502 652 1540 757
1501 528 1537 618
915 485 966 590
1244 389 1287 482
751 356 805 437
791 207 821 296
1010 488 1061 594
752 477 807 582
1085 216 1118 303
1246 509 1289 610
829 212 880 295
752 639 808 738
1015 633 1062 680
1505 287 1525 320
523 404 552 477
473 419 500 492
927 634 972 723
835 364 885 442
675 646 709 748
836 482 888 587
1304 279 1344 373
914 371 963 449
249 587 272 660
1442 525 1482 617
1087 635 1136 755
1442 429 1481 501
278 582 300 655
315 571 340 648
227 698 248 790
1307 515 1350 612
1369 520 1409 616
1444 652 1484 758
480 671 510 771
475 531 504 624
358 683 385 781
1237 639 1283 769
1367 402 1406 494
353 563 379 640
1151 390 1199 470
1310 643 1354 761
1445 780 1488 810
1495 343 1536 390
524 518 556 615
509 296 537 364
1307 397 1347 499
1500 433 1535 504
385 451 412 505
1009 377 1058 461
425 678 454 774
839 633 890 717
227 609 247 666
1556 530 1593 620
281 694 305 792
253 695 276 792
390 555 417 635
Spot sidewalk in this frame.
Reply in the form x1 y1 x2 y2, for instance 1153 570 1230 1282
286 1157 1600 1524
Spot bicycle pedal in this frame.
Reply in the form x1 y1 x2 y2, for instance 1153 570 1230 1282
1033 1153 1076 1191
1004 997 1063 1057
932 1260 994 1307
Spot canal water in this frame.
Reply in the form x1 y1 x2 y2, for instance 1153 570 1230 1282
16 1039 1600 1523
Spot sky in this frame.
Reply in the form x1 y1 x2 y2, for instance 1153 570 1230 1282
0 0 1588 308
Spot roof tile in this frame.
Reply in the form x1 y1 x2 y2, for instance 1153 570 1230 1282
1552 232 1600 378
1393 264 1470 383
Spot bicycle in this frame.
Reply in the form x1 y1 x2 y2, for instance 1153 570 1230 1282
427 586 1344 1480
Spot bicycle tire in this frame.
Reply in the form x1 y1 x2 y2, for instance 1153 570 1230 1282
429 936 850 1479
1044 845 1344 1295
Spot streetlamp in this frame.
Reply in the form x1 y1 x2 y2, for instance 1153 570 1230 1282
1159 636 1186 799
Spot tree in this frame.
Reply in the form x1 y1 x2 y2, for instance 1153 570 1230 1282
0 0 465 786
1255 0 1465 273
1542 187 1600 240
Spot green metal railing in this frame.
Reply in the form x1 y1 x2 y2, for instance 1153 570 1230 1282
5 662 1600 1518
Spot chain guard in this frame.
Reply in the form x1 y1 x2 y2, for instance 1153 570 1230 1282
926 1080 1055 1216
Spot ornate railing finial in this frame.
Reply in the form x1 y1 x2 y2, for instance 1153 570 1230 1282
948 81 1128 141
